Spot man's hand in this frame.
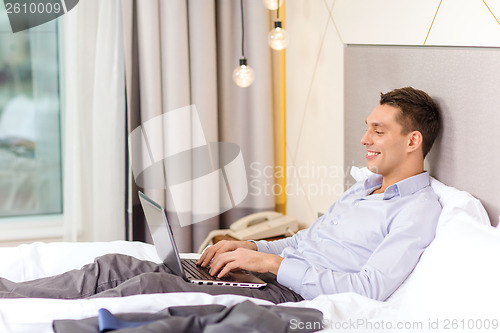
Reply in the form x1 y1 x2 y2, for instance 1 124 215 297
197 240 256 267
196 240 283 278
208 248 283 278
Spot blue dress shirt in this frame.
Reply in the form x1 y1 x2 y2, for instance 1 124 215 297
254 172 442 301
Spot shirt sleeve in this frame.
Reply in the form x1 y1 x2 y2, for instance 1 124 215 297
276 194 442 301
253 230 302 254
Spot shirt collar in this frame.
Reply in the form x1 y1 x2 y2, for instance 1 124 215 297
363 172 431 200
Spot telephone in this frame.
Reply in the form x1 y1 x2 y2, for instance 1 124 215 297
197 211 299 253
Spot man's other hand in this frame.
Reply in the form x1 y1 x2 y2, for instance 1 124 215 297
197 240 283 277
197 240 256 268
208 248 283 278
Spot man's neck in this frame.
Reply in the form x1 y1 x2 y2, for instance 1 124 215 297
376 167 425 194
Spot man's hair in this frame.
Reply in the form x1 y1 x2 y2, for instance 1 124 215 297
379 87 441 158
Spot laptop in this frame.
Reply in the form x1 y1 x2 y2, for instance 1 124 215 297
138 191 267 289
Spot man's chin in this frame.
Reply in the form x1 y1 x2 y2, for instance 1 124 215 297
366 164 380 174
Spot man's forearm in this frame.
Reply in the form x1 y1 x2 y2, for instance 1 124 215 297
267 255 284 275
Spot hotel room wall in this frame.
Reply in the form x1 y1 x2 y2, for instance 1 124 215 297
286 0 500 226
285 0 344 226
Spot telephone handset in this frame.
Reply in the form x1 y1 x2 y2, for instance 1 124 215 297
197 211 299 253
228 211 298 240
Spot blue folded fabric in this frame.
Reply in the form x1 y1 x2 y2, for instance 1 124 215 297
98 308 153 332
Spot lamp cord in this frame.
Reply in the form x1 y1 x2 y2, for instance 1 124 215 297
240 0 245 58
277 1 279 20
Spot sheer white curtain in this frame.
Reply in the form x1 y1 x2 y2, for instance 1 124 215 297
61 0 126 241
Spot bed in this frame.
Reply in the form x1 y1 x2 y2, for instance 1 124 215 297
1 46 499 332
0 168 497 332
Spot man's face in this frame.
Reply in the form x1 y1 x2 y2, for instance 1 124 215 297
360 104 409 177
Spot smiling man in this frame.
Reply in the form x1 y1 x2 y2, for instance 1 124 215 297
0 87 442 304
199 86 442 301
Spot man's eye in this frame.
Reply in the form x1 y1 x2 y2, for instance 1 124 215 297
375 131 383 135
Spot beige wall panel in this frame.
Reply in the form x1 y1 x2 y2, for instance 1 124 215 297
286 0 343 225
426 0 500 46
333 0 441 45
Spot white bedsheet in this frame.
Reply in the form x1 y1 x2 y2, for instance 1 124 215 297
0 170 499 333
0 239 393 333
1 217 500 333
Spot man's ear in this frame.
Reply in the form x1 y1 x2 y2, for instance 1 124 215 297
407 131 423 152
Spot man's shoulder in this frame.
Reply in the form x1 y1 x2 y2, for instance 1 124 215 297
413 186 441 209
397 186 442 220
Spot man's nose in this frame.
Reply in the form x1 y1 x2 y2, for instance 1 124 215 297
360 130 371 146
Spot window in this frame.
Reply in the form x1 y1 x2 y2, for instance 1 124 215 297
0 7 62 223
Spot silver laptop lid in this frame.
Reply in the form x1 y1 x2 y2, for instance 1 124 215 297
138 191 185 278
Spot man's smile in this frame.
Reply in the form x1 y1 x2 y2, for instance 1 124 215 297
366 151 381 159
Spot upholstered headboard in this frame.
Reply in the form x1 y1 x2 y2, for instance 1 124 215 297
344 45 499 226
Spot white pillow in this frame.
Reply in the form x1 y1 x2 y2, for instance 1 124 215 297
350 167 494 307
349 166 491 231
391 213 500 318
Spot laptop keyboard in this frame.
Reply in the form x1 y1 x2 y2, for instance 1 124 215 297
181 259 220 281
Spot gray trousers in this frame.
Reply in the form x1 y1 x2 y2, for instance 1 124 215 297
0 254 303 304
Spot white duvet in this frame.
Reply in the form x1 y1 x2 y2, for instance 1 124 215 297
0 241 390 332
0 222 498 332
0 175 499 332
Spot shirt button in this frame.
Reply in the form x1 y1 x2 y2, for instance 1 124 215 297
333 220 338 225
354 202 359 206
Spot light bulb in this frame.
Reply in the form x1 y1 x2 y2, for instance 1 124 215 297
268 21 289 50
233 58 255 88
263 0 283 10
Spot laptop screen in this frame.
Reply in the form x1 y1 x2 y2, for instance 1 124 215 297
138 191 185 278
